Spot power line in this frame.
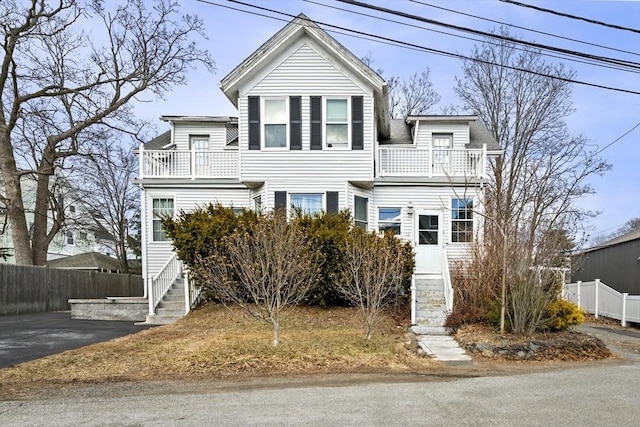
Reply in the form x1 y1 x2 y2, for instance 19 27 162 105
410 0 640 57
501 0 640 34
303 0 637 74
199 0 640 95
336 0 640 71
592 122 640 157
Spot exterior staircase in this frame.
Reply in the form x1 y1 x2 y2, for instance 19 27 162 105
413 276 449 335
143 278 187 325
411 275 472 363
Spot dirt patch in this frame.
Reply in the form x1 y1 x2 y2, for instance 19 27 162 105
455 323 612 361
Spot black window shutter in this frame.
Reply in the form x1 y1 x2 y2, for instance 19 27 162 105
248 96 260 150
290 96 302 150
275 191 287 211
326 192 339 214
310 96 322 150
351 96 363 150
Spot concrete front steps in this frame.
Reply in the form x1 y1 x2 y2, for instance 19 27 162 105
141 279 187 325
412 275 471 363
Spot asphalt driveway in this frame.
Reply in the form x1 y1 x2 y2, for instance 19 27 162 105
0 311 154 368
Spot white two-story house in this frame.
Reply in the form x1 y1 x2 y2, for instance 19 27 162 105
136 14 501 326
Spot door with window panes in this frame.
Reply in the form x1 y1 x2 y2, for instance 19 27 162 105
414 211 443 274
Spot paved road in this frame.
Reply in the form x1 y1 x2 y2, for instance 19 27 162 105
0 323 638 426
0 311 153 368
0 363 638 426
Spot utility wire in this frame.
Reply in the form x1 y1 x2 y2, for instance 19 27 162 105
304 0 637 74
336 0 640 71
198 0 640 95
592 122 640 157
410 0 640 57
501 0 640 34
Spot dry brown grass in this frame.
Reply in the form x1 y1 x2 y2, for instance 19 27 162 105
0 305 437 398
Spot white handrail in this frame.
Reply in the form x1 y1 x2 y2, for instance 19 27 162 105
140 149 239 179
442 249 453 313
148 253 182 316
378 147 485 178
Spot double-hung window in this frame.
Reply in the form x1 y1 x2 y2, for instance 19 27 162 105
152 198 174 241
451 198 473 242
378 207 401 236
290 193 323 216
326 98 348 147
354 196 368 229
264 98 287 148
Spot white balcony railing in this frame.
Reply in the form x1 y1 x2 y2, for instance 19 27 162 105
378 145 487 178
139 145 239 179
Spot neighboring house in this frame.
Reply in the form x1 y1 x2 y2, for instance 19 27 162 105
136 14 501 326
46 252 124 274
0 175 116 264
572 229 640 295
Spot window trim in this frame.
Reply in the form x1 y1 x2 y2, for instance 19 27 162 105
151 197 175 242
262 97 289 150
450 197 474 243
324 97 350 149
377 207 402 236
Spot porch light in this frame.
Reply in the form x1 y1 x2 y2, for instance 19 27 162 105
407 202 414 215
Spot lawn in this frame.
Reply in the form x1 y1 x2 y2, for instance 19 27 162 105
0 304 437 398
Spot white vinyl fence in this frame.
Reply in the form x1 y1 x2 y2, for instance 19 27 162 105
565 279 640 327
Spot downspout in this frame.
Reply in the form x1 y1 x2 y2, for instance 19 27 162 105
139 183 148 299
411 274 416 325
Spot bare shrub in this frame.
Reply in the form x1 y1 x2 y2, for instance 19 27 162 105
193 211 320 346
337 229 407 340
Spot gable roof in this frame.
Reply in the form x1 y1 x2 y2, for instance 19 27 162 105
220 13 390 138
47 252 122 272
144 131 171 150
582 228 640 254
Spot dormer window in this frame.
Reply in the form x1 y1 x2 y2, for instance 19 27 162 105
326 98 348 148
263 98 287 148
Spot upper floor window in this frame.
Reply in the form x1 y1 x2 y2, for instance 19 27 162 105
263 98 287 148
152 198 174 242
378 207 401 236
66 230 74 245
326 98 348 148
451 198 473 243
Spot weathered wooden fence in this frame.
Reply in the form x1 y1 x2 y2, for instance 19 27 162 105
565 279 640 327
0 264 143 316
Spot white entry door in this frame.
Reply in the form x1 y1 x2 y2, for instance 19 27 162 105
414 211 443 274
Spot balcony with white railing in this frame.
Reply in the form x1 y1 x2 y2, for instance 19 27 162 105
139 145 239 179
377 145 487 178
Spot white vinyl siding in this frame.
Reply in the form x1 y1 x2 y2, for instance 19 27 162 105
373 185 483 264
414 122 469 150
238 41 374 182
143 188 250 278
171 123 228 151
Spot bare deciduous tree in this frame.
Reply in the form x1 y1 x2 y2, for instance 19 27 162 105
455 28 609 265
194 212 320 347
75 134 140 273
361 53 440 120
338 229 406 340
0 0 213 265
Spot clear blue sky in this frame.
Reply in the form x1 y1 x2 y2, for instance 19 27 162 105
133 0 640 245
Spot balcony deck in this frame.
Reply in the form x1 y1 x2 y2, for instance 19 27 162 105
377 147 487 179
140 148 239 179
138 146 487 180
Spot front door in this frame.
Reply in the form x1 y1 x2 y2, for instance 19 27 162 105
414 211 443 274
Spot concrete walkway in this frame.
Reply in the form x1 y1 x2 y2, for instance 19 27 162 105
415 334 473 363
0 311 154 368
